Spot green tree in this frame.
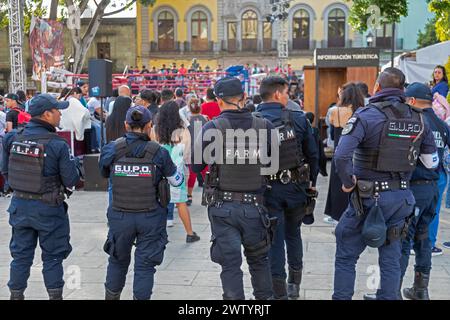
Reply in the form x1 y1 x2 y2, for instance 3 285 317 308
0 0 47 32
428 0 450 41
346 0 408 33
417 17 439 49
1 0 156 74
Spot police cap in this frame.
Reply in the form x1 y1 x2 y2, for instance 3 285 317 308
405 82 433 101
213 77 244 99
28 94 69 117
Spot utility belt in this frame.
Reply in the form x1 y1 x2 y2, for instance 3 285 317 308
352 179 409 217
410 179 437 186
356 179 409 197
202 188 263 207
268 164 309 185
13 188 68 206
352 179 412 246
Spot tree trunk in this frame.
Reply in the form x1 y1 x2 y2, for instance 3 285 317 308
49 0 59 20
70 0 111 74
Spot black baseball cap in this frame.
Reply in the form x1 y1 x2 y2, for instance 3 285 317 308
126 105 152 126
28 94 69 116
213 77 244 99
5 93 21 103
405 82 433 101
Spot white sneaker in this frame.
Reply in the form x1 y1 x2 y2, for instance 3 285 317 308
167 220 174 228
431 247 443 257
323 217 338 225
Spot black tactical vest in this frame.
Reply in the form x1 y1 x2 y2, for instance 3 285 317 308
111 138 160 212
276 109 304 171
8 131 63 195
212 116 267 192
353 102 424 173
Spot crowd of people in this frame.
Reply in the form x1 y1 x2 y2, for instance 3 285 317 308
0 63 449 301
125 60 294 80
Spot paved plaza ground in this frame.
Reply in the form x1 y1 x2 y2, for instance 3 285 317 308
0 172 449 300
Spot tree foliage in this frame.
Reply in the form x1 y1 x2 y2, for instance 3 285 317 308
346 0 408 33
417 17 439 49
0 0 156 74
0 0 48 32
428 0 450 41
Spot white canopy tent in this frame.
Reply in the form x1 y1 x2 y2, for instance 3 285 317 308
381 41 450 84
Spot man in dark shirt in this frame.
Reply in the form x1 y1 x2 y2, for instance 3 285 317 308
5 93 22 132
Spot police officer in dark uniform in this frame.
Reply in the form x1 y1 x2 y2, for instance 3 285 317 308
400 83 449 299
99 105 183 300
256 76 319 300
193 77 275 300
2 94 81 300
332 68 437 300
364 82 448 300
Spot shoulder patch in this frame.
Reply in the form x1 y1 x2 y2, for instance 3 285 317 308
342 117 358 135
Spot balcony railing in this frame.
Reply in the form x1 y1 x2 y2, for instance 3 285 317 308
184 41 215 52
149 41 181 52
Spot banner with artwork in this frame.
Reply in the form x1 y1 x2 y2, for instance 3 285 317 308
29 17 65 80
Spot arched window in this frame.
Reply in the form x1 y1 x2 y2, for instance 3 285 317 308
293 9 310 50
327 8 345 47
191 11 208 51
227 22 237 52
158 11 175 51
263 21 272 51
242 10 258 51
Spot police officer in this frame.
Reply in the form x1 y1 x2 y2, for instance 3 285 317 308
193 77 275 300
256 76 319 299
333 68 438 300
364 82 448 300
400 83 449 299
2 94 81 300
99 105 183 300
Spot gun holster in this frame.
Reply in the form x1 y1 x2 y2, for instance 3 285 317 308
304 188 318 216
350 188 365 218
41 189 65 206
158 178 171 208
201 171 220 207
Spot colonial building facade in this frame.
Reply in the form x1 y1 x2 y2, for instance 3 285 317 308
137 0 367 70
0 18 136 92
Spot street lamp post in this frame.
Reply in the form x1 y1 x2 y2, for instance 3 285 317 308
391 23 396 68
366 32 374 47
68 56 75 73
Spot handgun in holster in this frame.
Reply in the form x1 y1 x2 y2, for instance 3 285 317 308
351 187 365 217
260 210 278 245
268 216 278 244
201 170 218 207
304 187 318 216
401 211 415 240
299 164 310 183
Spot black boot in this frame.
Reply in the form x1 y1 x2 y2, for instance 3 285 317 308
47 288 63 300
105 288 121 300
10 289 25 300
403 272 430 300
272 277 288 300
287 267 302 300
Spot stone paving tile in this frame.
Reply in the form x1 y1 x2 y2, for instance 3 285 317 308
0 171 449 300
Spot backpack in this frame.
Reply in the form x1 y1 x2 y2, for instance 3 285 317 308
12 107 31 125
